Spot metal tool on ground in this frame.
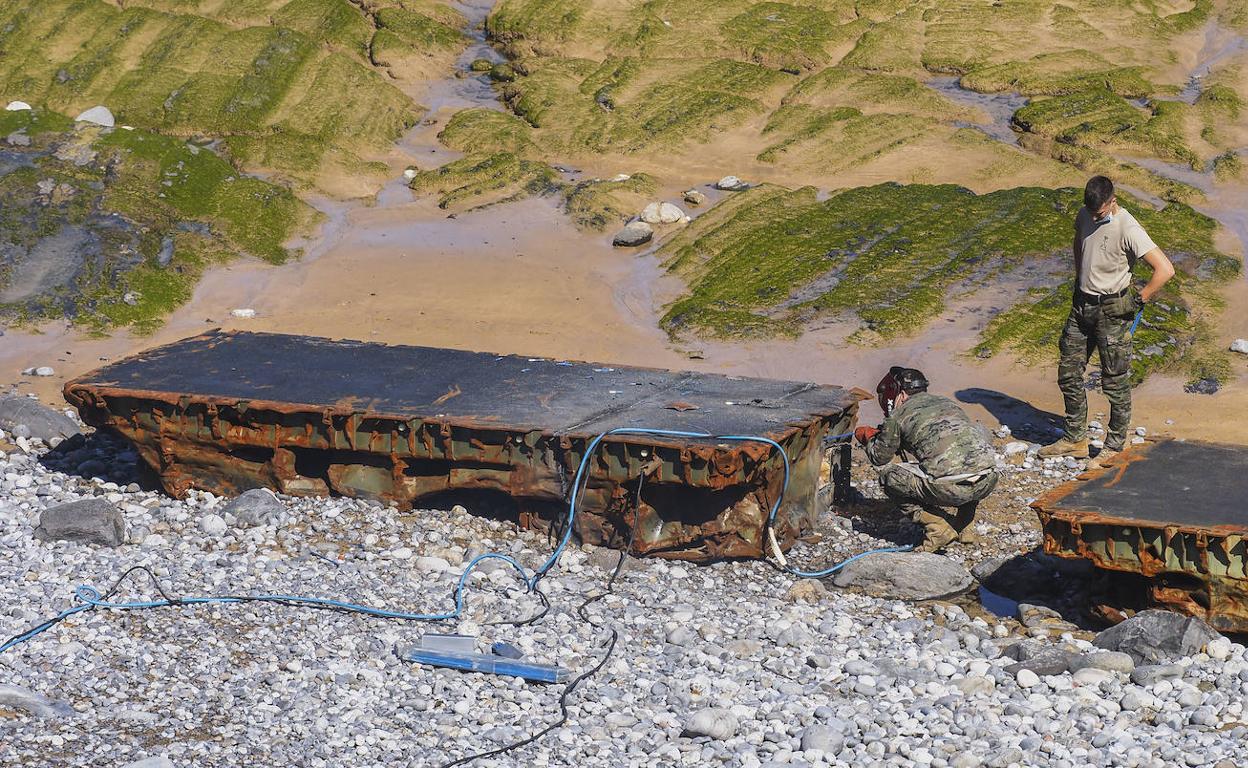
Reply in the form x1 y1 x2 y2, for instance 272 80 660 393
400 639 567 684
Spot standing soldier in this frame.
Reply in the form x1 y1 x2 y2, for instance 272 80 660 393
855 367 999 553
1039 175 1175 468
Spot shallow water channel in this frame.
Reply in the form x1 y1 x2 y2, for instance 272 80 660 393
925 77 1027 145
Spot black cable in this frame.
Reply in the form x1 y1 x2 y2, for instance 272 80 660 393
2 565 184 654
439 471 644 767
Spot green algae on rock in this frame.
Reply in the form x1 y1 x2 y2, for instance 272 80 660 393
562 173 657 231
0 109 313 334
658 182 1239 382
0 0 460 190
408 151 559 209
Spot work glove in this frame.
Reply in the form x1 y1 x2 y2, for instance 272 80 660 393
854 426 880 445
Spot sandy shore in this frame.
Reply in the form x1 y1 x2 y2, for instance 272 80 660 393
4 7 1247 448
5 183 1248 446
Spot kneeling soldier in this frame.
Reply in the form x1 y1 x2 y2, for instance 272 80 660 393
855 367 999 552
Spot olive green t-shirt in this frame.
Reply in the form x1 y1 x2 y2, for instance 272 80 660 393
1075 206 1158 295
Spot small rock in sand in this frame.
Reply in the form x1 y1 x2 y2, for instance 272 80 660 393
715 175 748 191
612 221 653 247
683 189 707 206
74 105 115 127
231 308 257 319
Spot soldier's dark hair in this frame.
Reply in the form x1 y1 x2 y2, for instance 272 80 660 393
893 367 928 394
1084 175 1115 211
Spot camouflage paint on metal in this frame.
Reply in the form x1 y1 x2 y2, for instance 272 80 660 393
64 331 861 562
1032 439 1248 632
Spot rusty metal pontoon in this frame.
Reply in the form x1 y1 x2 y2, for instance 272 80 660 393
1033 439 1248 632
64 331 860 562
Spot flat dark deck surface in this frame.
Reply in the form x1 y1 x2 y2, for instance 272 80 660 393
1046 440 1248 528
70 331 856 436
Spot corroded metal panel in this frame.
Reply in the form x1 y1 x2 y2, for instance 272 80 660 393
1032 439 1248 632
64 331 860 562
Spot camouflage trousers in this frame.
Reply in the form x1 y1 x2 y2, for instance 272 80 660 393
1057 290 1141 451
877 463 999 513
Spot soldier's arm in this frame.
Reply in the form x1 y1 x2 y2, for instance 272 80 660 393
1073 235 1082 279
864 415 902 466
1139 248 1174 303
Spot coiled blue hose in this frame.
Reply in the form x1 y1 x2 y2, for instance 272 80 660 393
0 553 530 654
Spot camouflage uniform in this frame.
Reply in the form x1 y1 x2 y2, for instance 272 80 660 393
1057 288 1142 452
863 392 999 543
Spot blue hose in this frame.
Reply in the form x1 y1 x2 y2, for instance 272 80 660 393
0 553 530 655
3 426 899 655
541 427 909 583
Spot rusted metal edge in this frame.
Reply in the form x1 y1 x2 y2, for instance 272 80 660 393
61 334 857 563
1031 439 1248 630
64 382 832 447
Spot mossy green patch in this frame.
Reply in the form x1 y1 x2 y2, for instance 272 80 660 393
0 109 73 139
83 235 233 336
374 6 464 50
561 173 657 231
839 7 925 73
497 55 791 155
273 0 373 55
783 67 972 122
960 52 1152 97
408 151 558 209
977 194 1239 383
487 0 592 55
657 182 1238 383
0 0 421 190
0 113 310 332
99 128 308 262
437 108 540 156
1212 151 1244 182
755 106 928 172
1014 90 1200 169
721 3 839 72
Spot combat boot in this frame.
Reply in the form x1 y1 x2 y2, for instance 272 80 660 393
953 503 979 544
1037 437 1089 459
912 506 957 553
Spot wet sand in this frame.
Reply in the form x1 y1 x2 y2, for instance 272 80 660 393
6 184 1248 444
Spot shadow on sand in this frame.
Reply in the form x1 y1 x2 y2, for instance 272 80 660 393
956 387 1064 443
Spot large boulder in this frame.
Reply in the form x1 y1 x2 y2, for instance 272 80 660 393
74 105 115 127
35 498 125 546
638 202 685 224
832 551 973 600
612 221 653 247
0 395 82 442
1093 609 1220 664
221 488 285 527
